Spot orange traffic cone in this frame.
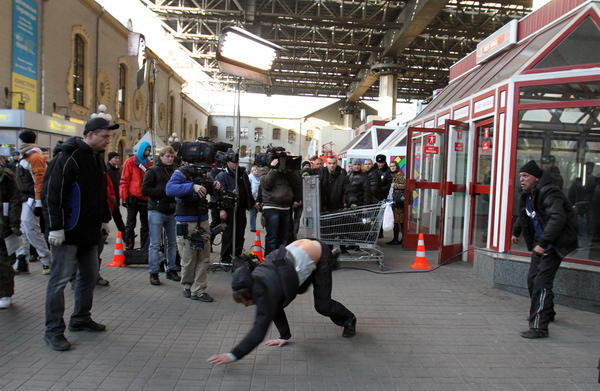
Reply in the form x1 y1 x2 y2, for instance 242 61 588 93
252 230 265 262
410 233 432 270
107 231 126 267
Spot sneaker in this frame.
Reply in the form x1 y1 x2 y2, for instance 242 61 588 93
149 273 161 286
166 270 181 282
520 328 548 339
183 288 191 298
69 319 106 332
342 316 357 338
14 255 29 274
0 297 12 309
190 292 214 302
96 276 110 286
44 334 71 351
42 265 51 275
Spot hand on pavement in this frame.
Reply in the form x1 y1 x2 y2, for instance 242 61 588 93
207 353 234 366
265 339 288 347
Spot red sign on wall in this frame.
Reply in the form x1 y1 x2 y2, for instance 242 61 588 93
427 135 436 144
482 140 491 151
424 146 439 155
454 142 464 152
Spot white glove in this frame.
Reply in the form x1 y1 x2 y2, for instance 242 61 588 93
48 229 65 246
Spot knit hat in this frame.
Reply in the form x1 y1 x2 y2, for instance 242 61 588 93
231 266 253 291
107 152 120 161
18 130 36 144
519 160 542 178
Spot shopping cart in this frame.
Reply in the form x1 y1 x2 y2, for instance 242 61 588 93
300 175 388 270
319 202 388 270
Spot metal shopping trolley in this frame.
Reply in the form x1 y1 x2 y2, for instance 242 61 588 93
300 175 388 270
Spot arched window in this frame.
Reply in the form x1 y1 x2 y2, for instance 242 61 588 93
73 34 85 106
169 95 175 132
117 63 127 119
240 145 247 157
183 117 187 140
194 122 198 137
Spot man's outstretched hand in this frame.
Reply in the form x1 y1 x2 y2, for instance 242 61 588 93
207 354 234 366
265 339 288 347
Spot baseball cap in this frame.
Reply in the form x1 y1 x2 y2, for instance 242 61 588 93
84 117 119 135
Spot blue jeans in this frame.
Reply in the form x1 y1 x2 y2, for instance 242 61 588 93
148 210 177 274
45 244 98 337
263 209 290 256
248 208 258 231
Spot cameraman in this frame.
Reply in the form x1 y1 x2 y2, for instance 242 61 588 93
165 149 221 303
260 154 301 255
216 153 255 264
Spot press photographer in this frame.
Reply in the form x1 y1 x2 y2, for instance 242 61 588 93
255 147 302 255
166 139 230 303
215 151 255 264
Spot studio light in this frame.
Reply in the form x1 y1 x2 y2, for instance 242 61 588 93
216 26 283 84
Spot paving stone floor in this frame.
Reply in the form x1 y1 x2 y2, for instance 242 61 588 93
0 224 599 391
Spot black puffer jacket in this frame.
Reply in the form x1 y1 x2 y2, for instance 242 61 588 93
512 170 578 257
141 161 176 214
377 164 393 200
346 171 372 206
366 166 381 198
42 137 110 246
230 246 299 360
319 166 348 212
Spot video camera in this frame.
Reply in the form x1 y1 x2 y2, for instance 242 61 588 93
255 146 302 171
179 138 233 166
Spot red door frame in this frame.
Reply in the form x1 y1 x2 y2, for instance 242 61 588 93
467 117 494 262
438 120 469 264
404 127 445 250
505 74 600 266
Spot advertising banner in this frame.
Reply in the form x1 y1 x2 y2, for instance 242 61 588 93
11 0 39 112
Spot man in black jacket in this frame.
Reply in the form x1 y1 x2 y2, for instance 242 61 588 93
42 117 115 351
106 152 125 233
511 160 577 339
364 159 381 197
216 153 255 263
375 154 392 200
346 161 373 206
319 155 348 212
207 239 356 365
142 146 179 285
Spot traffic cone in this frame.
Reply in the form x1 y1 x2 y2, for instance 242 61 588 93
252 230 265 262
410 233 431 270
107 231 126 267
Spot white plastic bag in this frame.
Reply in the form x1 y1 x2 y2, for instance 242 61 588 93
382 203 394 231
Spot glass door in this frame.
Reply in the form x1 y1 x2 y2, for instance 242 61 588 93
404 127 445 249
468 119 494 260
439 120 469 264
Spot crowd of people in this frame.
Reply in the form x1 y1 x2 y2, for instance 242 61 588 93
0 113 574 358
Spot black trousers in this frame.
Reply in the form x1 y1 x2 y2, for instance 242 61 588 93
300 243 355 326
125 198 148 249
527 249 561 330
220 208 246 263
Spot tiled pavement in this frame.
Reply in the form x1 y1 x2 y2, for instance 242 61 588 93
0 226 599 391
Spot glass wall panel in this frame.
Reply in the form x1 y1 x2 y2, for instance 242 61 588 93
514 105 600 261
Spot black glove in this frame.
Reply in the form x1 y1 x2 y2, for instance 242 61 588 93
34 206 43 217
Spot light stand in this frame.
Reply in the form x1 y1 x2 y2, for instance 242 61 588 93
215 26 282 268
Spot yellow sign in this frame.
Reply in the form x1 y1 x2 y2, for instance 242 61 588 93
48 119 77 134
11 72 37 112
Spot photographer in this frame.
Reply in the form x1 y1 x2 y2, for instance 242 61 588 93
259 150 301 256
216 152 255 264
165 142 221 303
142 146 179 286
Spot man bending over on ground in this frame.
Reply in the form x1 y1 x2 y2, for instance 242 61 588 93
208 239 356 365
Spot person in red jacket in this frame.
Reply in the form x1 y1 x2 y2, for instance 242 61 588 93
119 141 153 249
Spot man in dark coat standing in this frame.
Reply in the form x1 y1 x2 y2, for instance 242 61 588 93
346 161 373 206
106 152 125 233
511 160 577 339
375 154 392 200
319 155 348 212
42 117 115 351
207 239 356 365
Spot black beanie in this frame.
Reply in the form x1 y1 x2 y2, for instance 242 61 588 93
19 130 36 144
519 160 542 178
107 152 120 161
231 266 253 291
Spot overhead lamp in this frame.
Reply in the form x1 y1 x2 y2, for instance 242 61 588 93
216 26 284 84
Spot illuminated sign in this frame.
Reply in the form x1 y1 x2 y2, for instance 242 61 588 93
476 19 518 64
47 119 77 133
